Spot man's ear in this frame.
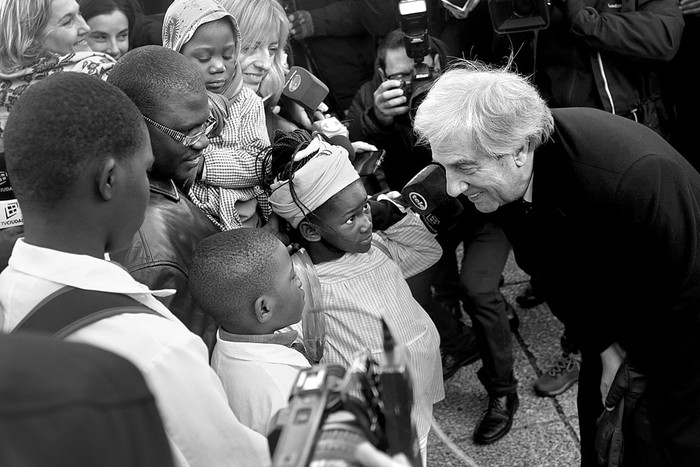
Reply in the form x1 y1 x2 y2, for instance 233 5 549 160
96 157 117 201
433 55 442 73
513 140 530 168
298 219 322 243
254 296 273 323
378 67 387 81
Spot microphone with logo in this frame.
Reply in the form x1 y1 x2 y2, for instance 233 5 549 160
400 163 467 235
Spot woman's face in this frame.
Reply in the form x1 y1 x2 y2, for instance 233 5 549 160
86 10 129 60
42 0 91 55
239 31 279 92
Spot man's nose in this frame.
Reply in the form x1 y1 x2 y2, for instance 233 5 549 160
446 175 466 197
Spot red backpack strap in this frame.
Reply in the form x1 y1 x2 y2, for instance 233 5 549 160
12 286 162 339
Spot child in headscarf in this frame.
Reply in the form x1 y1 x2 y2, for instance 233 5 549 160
267 129 445 464
163 0 271 231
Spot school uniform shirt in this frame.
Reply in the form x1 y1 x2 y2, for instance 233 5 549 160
0 239 271 467
314 211 445 443
211 329 311 436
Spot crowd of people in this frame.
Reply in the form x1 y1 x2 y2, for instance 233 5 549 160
0 0 698 466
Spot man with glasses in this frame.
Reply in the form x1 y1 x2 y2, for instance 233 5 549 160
108 45 221 355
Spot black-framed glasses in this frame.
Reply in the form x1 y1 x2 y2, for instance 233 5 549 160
142 115 215 147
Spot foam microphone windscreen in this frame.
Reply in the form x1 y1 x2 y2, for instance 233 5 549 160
283 66 329 111
401 163 452 215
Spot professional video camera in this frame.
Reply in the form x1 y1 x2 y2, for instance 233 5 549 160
268 320 422 467
442 0 549 34
397 0 437 122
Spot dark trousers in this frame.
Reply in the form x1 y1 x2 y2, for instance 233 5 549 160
434 216 517 396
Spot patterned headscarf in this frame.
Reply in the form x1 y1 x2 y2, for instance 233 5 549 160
269 135 360 228
162 0 243 104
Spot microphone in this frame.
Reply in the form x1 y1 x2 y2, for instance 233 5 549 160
401 163 465 234
282 66 329 111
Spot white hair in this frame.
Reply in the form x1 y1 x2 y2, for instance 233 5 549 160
414 60 554 160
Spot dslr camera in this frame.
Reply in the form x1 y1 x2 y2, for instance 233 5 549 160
268 320 422 467
397 0 437 122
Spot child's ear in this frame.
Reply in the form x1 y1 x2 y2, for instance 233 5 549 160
254 296 273 323
96 157 117 202
298 220 322 243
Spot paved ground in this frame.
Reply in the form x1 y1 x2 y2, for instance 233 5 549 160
426 252 582 467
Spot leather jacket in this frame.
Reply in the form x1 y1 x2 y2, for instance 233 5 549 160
111 178 220 355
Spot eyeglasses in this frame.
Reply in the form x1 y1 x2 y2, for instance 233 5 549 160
142 115 216 147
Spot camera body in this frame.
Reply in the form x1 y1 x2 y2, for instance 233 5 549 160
269 321 422 467
397 0 437 122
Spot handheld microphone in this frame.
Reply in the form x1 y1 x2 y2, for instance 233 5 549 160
283 66 329 111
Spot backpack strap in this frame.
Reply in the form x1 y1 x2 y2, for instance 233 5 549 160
12 286 161 339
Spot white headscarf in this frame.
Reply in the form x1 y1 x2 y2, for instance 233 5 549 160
269 136 360 228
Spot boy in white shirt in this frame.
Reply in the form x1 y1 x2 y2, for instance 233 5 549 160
189 228 310 436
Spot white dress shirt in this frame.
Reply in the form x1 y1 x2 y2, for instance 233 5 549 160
0 239 271 467
211 329 311 436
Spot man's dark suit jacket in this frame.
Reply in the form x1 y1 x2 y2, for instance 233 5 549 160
501 107 700 465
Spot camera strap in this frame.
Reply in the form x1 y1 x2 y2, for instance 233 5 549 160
12 286 161 339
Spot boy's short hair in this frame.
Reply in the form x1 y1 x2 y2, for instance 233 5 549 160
106 45 204 117
4 72 146 211
189 228 282 326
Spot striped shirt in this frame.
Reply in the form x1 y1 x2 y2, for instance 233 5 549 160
189 87 272 231
315 211 445 442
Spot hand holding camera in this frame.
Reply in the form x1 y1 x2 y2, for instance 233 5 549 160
373 79 410 126
288 10 314 40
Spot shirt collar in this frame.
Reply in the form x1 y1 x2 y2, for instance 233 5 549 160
8 239 174 297
149 178 180 202
218 328 299 347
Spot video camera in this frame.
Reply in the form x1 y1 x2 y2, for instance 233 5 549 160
269 320 422 467
442 0 549 34
397 0 437 122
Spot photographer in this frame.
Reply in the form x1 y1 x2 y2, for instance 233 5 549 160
347 29 519 446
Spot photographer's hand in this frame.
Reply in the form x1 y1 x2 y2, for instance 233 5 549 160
355 442 412 467
442 0 482 18
373 80 409 126
288 10 315 40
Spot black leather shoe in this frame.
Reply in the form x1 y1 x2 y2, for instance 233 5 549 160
473 393 519 445
515 284 545 308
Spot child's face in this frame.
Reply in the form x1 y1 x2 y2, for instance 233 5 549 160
270 241 305 327
312 180 373 255
180 18 237 94
239 31 279 93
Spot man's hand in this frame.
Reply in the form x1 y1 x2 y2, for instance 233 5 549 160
373 80 409 126
288 11 314 40
441 0 482 19
600 342 626 406
679 0 700 15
